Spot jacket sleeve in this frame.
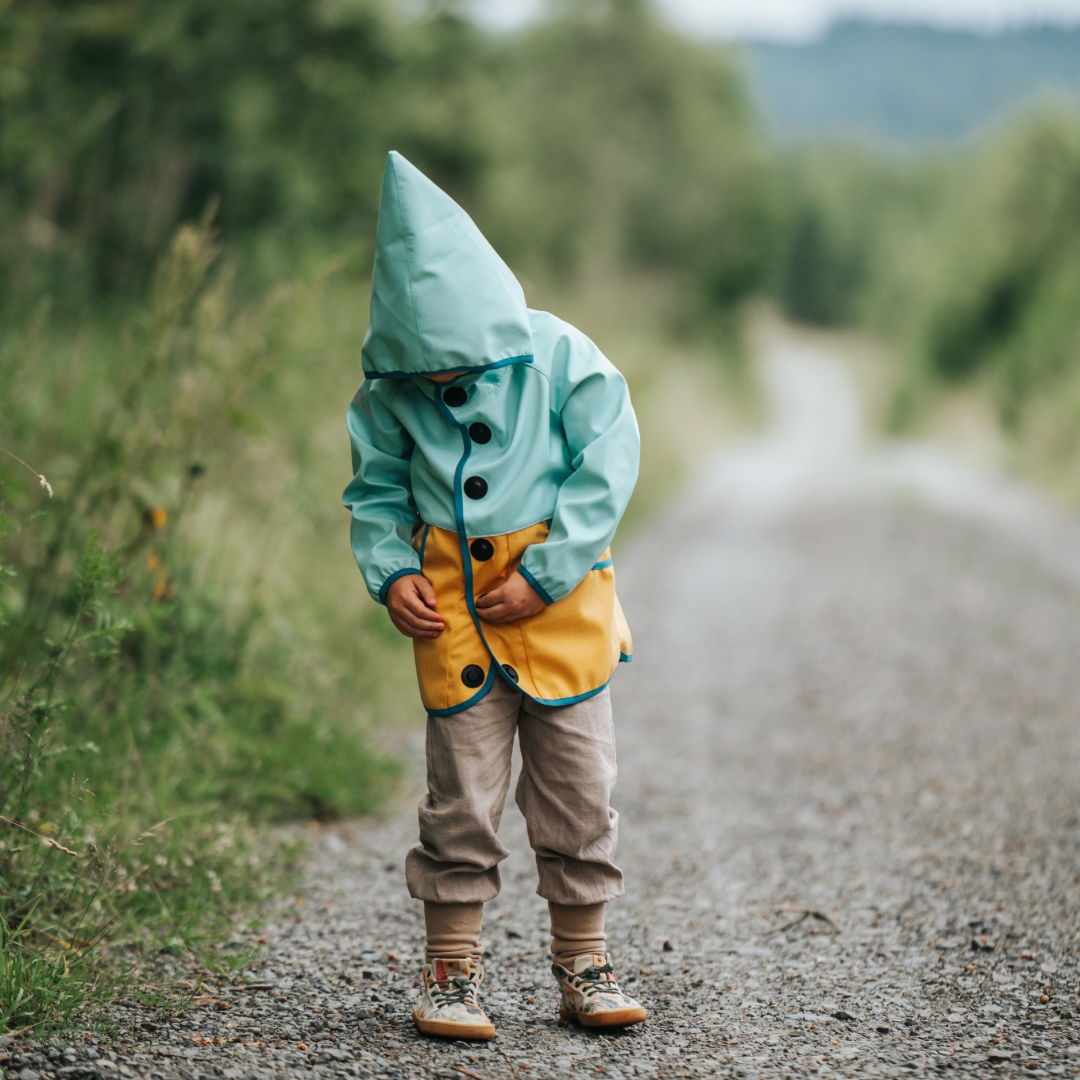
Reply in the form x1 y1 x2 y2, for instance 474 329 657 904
518 331 640 604
342 383 423 605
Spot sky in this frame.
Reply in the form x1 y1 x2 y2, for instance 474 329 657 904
468 0 1080 40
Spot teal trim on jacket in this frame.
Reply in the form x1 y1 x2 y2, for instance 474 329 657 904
378 567 423 606
516 565 555 606
364 354 534 381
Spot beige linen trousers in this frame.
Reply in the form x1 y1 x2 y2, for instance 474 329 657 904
405 675 624 906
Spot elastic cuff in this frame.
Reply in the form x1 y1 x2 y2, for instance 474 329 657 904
378 567 423 606
549 901 607 967
425 901 484 962
517 565 555 606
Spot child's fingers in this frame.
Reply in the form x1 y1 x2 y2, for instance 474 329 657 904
402 609 443 630
413 575 439 609
475 587 505 610
391 611 442 637
391 606 442 633
401 592 444 626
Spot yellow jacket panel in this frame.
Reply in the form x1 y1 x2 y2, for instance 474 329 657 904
412 523 632 714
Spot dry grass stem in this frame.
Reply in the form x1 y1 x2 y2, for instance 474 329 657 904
0 814 79 856
766 906 840 935
0 444 52 496
132 818 175 845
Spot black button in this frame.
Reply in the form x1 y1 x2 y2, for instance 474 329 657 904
503 665 519 683
461 664 485 688
470 538 494 561
469 422 492 444
442 385 467 408
463 476 488 500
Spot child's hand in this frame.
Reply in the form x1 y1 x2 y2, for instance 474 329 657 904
386 574 444 638
476 573 546 623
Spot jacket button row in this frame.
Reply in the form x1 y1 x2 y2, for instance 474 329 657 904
470 538 494 561
460 664 519 689
461 664 485 688
464 476 487 500
441 385 491 444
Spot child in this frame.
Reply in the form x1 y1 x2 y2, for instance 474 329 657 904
343 152 645 1040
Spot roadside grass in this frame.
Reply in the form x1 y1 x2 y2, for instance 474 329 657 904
0 226 404 1036
0 225 749 1038
0 912 111 1038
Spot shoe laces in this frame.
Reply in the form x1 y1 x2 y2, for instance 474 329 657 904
431 974 478 1009
569 961 620 1000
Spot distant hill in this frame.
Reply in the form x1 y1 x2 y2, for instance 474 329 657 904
741 21 1080 146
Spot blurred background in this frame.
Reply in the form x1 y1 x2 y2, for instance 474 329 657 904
3 0 1080 1030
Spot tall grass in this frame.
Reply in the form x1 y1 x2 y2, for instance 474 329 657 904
0 224 405 1035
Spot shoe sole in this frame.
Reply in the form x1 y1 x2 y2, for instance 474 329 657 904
412 1007 495 1040
559 1004 648 1028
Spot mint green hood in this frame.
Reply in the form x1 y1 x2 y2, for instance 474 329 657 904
362 151 533 379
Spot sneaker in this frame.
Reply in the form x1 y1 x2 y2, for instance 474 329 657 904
552 953 648 1028
412 957 495 1040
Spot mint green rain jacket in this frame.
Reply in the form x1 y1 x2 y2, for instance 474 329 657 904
342 152 639 712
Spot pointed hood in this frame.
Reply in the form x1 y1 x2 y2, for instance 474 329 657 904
362 152 533 378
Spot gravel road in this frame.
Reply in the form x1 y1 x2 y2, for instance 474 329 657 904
8 331 1079 1079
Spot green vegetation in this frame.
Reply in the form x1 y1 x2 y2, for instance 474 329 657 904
745 20 1080 146
1 0 771 1034
0 225 406 1036
772 104 1080 497
1 0 772 312
483 1 775 308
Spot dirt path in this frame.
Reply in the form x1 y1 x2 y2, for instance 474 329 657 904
49 330 1080 1079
